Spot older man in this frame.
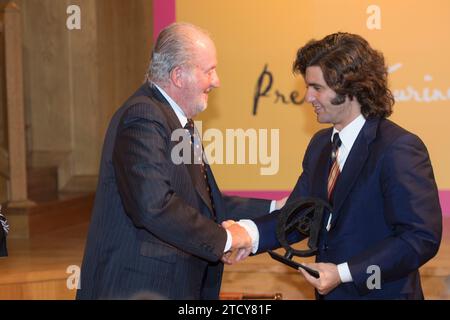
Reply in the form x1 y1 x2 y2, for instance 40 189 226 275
76 23 280 300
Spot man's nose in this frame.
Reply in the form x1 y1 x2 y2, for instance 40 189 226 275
211 70 220 88
305 88 315 103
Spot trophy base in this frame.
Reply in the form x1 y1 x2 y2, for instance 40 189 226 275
268 250 320 278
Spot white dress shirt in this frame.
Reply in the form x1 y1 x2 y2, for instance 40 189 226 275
239 114 366 283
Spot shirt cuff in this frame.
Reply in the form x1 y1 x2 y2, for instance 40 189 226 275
269 200 276 213
237 220 259 254
224 229 232 252
337 262 353 283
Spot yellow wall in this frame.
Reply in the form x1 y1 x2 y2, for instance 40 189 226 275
177 0 450 191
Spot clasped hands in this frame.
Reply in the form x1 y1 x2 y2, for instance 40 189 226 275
221 220 341 294
220 196 288 265
219 196 341 295
220 220 253 265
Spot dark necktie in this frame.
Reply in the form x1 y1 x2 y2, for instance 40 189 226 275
184 119 215 215
327 132 342 202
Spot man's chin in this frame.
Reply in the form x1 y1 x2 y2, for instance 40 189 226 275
197 103 208 113
191 104 207 117
317 115 330 124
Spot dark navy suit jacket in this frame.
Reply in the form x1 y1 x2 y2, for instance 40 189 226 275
255 117 442 299
76 83 270 300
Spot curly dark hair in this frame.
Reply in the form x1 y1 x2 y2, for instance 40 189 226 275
293 32 394 118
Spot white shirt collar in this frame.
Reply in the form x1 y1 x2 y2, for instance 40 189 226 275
332 114 366 151
152 82 188 127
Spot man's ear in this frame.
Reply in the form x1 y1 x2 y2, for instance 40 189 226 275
170 66 184 88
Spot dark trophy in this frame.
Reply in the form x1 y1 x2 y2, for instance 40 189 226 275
268 198 332 278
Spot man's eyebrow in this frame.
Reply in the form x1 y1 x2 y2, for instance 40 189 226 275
306 82 324 87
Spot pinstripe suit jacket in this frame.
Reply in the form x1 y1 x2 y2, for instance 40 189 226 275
76 83 270 300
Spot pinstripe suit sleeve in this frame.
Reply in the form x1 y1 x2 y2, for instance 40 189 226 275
113 103 227 262
221 196 270 221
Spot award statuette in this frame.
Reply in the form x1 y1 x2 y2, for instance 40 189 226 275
268 198 332 279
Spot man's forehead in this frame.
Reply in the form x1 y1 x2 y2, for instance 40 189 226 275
305 67 326 83
191 39 217 63
193 37 209 50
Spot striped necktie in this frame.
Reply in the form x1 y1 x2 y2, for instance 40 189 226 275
327 132 342 202
184 119 215 215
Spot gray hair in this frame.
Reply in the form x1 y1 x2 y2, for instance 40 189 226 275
146 22 211 84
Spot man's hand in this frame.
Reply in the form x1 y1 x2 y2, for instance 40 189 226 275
298 262 341 295
222 220 252 249
275 196 289 210
220 220 253 264
221 246 252 265
221 250 234 265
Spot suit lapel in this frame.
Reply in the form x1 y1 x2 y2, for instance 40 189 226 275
330 118 379 226
146 83 214 214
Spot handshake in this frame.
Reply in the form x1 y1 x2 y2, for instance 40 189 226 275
220 220 254 265
219 196 288 265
